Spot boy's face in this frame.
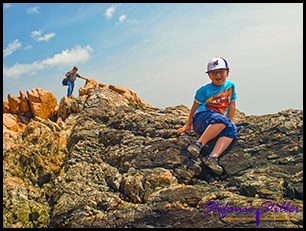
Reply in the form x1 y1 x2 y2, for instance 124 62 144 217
208 69 229 86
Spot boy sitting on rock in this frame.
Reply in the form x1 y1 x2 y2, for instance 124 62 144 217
178 57 238 175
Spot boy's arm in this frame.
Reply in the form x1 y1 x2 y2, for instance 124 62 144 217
77 73 87 80
227 100 236 122
178 100 201 133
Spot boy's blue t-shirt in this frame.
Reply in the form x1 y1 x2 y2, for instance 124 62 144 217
194 80 237 116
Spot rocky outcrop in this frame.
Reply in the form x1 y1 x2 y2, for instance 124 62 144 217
3 113 26 131
79 78 99 97
56 82 153 122
3 86 303 228
7 90 33 117
27 88 57 120
109 85 152 109
3 114 77 228
3 100 10 113
52 88 302 228
99 82 109 89
3 118 64 227
3 88 58 137
3 81 153 137
57 95 87 121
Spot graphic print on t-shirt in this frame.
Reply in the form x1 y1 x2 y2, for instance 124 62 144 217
205 86 234 115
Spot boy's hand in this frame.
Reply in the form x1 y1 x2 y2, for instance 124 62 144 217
178 124 192 133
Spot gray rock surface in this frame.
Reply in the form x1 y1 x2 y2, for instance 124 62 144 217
3 87 303 228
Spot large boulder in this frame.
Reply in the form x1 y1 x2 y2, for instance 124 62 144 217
57 95 87 121
3 113 23 132
7 90 32 117
3 113 26 137
19 90 32 117
7 93 22 114
79 78 99 97
27 88 57 120
4 91 33 136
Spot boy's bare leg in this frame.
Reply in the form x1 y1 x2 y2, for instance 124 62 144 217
209 136 233 158
202 136 233 175
197 123 226 147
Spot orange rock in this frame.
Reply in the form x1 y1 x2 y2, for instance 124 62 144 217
57 95 87 121
79 78 99 97
3 113 19 132
19 90 26 101
109 85 152 108
109 85 128 95
3 113 25 132
27 88 57 120
7 93 22 114
57 96 74 121
3 126 18 138
19 90 32 117
6 90 33 117
99 82 109 89
3 101 10 113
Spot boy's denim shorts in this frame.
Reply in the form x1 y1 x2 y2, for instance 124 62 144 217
192 111 238 139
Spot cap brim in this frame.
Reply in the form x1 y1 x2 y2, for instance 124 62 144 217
205 68 229 74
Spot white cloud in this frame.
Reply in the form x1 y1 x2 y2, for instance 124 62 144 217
116 14 139 25
3 3 11 11
41 45 93 66
31 29 56 42
24 44 33 50
26 6 39 14
118 14 126 23
3 39 22 57
38 32 56 42
105 4 123 19
105 5 116 19
31 29 42 37
105 4 138 25
3 45 93 78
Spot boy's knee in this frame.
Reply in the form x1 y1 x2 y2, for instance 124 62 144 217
219 126 238 139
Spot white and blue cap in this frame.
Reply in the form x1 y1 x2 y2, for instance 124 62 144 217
206 57 229 74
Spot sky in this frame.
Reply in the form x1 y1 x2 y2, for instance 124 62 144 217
3 3 303 115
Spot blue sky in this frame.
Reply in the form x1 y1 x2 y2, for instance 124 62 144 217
3 3 303 115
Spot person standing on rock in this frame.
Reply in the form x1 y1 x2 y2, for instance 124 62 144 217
178 57 238 175
65 66 87 98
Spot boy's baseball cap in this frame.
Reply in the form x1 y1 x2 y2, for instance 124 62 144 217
206 57 229 74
